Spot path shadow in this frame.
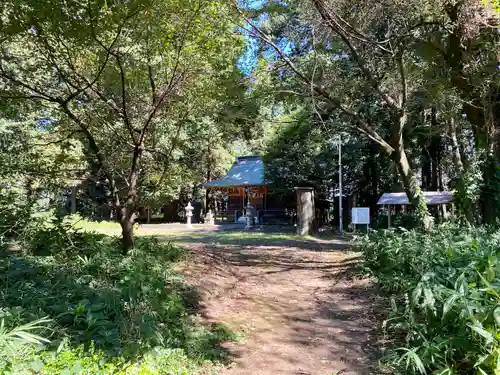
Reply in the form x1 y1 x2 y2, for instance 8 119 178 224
179 235 382 374
245 283 380 374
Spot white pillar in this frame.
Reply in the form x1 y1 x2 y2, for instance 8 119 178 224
206 209 215 225
185 202 194 229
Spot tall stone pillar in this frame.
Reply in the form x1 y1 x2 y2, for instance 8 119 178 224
71 185 77 214
294 187 315 236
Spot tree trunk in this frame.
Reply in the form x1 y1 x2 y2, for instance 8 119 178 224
385 112 433 230
392 147 433 230
480 156 500 224
421 151 431 189
117 197 138 255
429 108 442 192
449 117 465 176
116 147 141 255
205 170 211 213
120 217 134 254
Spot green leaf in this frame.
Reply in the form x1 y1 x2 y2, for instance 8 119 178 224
30 358 44 372
443 293 460 318
468 321 494 344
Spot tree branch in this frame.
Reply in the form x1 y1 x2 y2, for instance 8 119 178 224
35 129 83 146
59 102 120 208
397 52 407 109
86 4 140 144
138 1 205 145
148 111 190 194
311 0 400 111
235 4 394 153
0 64 62 103
114 53 136 144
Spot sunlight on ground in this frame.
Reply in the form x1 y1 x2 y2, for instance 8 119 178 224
75 221 354 251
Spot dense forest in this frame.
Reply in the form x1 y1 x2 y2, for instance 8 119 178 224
1 0 499 245
0 0 499 374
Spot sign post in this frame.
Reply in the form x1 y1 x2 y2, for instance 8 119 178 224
352 207 370 232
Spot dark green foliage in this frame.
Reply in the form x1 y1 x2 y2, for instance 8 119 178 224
262 111 395 207
359 225 500 374
0 186 31 246
0 227 235 374
371 212 421 230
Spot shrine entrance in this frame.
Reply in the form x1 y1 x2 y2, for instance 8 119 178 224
206 185 268 222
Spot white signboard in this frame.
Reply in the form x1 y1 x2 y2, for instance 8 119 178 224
352 207 370 225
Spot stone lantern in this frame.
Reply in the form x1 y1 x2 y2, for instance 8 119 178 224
185 202 194 228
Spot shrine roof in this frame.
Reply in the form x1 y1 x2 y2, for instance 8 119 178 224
204 156 266 188
376 191 454 205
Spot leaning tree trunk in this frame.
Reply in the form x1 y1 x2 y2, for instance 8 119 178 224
449 117 476 223
449 117 465 176
384 111 434 230
391 144 433 230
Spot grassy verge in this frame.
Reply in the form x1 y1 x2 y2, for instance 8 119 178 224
0 225 237 374
358 224 500 375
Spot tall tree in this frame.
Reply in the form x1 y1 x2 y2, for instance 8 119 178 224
0 0 243 252
236 0 499 227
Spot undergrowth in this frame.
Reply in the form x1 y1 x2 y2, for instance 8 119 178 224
0 216 236 374
359 224 500 374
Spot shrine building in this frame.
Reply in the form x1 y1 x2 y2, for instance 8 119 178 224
203 156 272 221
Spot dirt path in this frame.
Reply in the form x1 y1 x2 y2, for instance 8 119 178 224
179 233 379 375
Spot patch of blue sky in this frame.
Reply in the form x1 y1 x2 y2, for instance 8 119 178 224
237 0 293 75
37 117 56 131
238 0 266 10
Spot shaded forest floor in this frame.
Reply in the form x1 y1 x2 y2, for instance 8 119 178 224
167 229 382 375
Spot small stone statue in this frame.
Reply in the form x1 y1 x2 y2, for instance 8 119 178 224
185 202 194 228
205 209 215 225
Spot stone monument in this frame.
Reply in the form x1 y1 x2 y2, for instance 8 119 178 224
205 209 215 225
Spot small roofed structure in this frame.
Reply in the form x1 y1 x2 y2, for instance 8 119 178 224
377 191 454 205
376 191 454 227
204 156 269 221
204 155 265 188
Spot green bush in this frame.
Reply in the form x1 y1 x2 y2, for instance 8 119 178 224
359 224 500 374
371 211 421 230
1 339 220 375
0 226 232 374
0 185 32 247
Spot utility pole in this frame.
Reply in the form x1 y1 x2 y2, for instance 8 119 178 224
338 136 343 235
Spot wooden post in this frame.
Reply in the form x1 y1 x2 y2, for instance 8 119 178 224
387 205 392 228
